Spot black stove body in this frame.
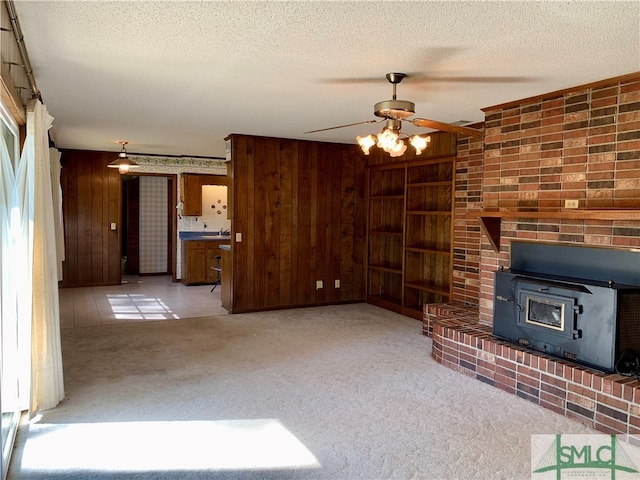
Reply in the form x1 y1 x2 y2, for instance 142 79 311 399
492 242 640 373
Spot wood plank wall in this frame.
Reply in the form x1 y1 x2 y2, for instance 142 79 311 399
59 149 121 287
227 134 366 312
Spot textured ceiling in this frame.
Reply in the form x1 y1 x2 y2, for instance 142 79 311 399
11 1 640 158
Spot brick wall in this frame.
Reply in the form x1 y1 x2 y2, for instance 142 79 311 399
452 73 640 324
453 135 484 306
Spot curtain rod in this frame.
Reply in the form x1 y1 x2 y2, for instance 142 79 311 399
5 0 41 102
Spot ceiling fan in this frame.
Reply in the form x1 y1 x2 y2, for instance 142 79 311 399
305 72 484 157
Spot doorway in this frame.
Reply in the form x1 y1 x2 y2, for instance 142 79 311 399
121 174 177 281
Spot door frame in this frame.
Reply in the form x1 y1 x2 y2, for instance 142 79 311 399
121 173 178 281
0 98 21 480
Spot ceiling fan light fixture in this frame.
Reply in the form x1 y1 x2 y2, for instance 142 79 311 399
410 135 431 155
356 134 376 155
108 141 139 174
336 72 480 157
375 127 407 157
357 118 411 157
386 140 407 157
376 128 399 149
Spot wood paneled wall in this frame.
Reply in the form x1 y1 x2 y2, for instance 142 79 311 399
226 134 366 312
59 149 121 287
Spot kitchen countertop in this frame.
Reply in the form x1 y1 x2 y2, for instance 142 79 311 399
179 231 231 240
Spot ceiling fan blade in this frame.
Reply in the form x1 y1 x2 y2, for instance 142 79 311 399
319 47 463 84
320 73 532 85
413 75 533 84
305 119 382 134
319 72 438 85
318 77 387 85
411 118 483 138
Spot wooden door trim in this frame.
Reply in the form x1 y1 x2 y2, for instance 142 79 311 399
122 173 178 281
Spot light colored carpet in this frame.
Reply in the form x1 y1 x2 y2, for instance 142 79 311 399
8 303 597 479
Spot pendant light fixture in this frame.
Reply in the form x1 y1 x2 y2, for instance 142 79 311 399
108 141 139 174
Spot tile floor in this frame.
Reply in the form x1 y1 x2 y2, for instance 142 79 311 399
59 275 228 329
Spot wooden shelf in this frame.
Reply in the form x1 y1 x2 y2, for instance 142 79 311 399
469 210 640 221
369 194 405 200
368 293 402 304
405 210 451 216
469 209 640 252
369 230 404 236
404 246 451 255
368 264 402 274
367 154 455 320
401 304 424 320
407 180 452 188
404 280 450 297
367 294 403 314
403 157 454 317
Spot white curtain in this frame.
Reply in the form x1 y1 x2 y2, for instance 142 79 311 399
50 149 64 281
12 109 33 413
16 101 65 415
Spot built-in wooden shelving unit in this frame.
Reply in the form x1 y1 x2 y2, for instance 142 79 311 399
367 156 455 320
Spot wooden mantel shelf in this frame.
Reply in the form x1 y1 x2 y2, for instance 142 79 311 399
468 210 640 252
469 209 640 221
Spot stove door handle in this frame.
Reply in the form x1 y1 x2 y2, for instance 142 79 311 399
496 295 524 311
572 304 583 339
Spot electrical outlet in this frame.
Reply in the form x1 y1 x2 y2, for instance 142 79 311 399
334 279 340 289
564 199 579 209
316 280 323 289
235 232 242 242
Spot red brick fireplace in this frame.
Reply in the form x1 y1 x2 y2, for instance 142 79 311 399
424 302 640 441
454 72 640 321
433 72 640 440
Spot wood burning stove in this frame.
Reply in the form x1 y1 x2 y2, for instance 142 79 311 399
493 243 640 373
522 290 570 332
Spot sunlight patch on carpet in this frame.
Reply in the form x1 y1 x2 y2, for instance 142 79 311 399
19 419 321 473
108 294 180 320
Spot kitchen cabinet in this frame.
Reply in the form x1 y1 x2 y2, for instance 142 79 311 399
181 174 229 217
182 174 202 216
181 239 228 285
